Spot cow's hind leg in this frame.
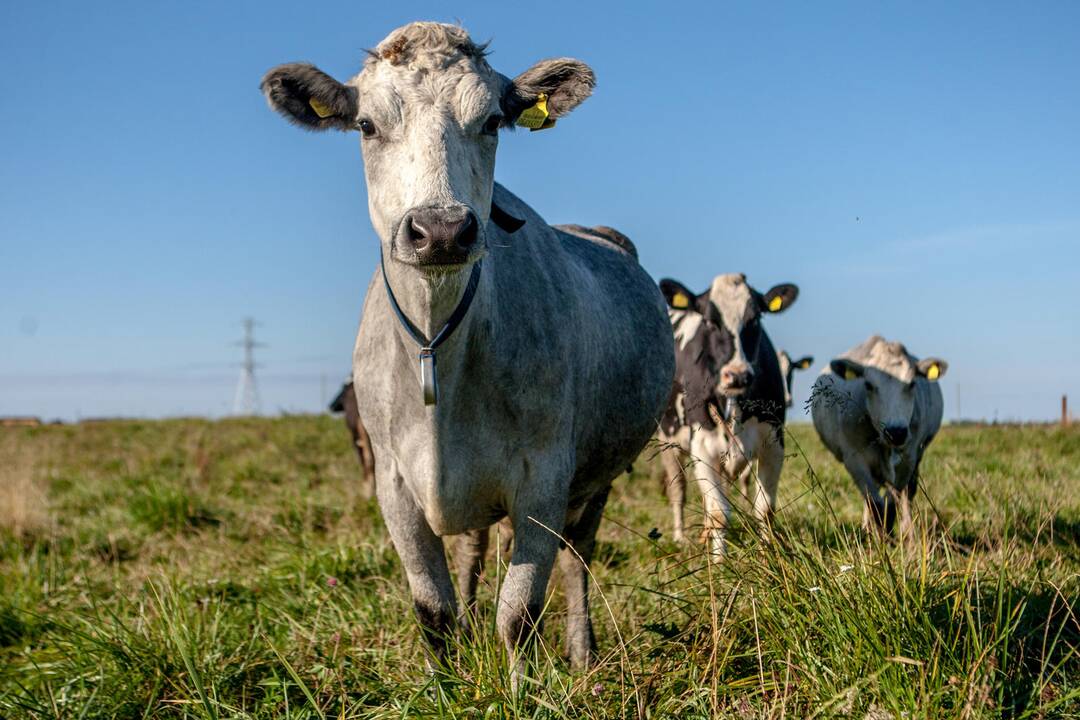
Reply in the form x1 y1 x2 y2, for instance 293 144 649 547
558 486 610 671
659 445 687 542
455 527 489 632
377 473 457 665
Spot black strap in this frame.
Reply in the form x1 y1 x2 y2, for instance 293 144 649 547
380 251 483 352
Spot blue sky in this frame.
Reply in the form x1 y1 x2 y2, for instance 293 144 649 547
1 1 1078 421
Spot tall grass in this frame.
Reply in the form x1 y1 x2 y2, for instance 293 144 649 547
1 418 1077 718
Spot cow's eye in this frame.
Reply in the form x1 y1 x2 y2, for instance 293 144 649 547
358 118 378 138
482 113 504 136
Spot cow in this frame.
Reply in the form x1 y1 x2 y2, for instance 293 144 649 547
328 381 376 490
810 335 947 538
777 350 814 409
655 273 798 558
261 22 674 678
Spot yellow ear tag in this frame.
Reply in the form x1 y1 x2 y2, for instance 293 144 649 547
309 97 334 118
516 93 554 131
926 363 940 381
798 359 812 369
671 292 690 309
844 369 857 381
768 296 784 312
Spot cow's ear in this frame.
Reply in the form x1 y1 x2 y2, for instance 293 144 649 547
502 58 595 128
761 284 799 313
659 279 699 312
917 358 948 381
795 356 814 370
831 358 865 380
261 63 359 132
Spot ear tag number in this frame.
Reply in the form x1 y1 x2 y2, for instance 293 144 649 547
926 363 940 381
419 348 438 406
517 93 555 131
768 296 784 312
309 97 334 118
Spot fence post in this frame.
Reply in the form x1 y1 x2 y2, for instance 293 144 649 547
1064 395 1070 427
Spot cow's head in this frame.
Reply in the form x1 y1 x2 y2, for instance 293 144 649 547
830 338 947 449
777 350 813 408
261 22 594 269
660 274 798 399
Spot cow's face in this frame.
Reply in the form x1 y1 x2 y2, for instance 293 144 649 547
261 22 594 270
661 274 798 399
778 351 814 408
831 353 947 448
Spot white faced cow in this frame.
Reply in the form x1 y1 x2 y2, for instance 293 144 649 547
810 335 947 537
261 23 674 677
656 273 798 558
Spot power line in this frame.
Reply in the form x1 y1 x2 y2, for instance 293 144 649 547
232 317 264 415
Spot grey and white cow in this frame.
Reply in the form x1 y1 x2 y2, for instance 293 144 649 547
262 23 673 676
656 273 798 558
810 335 947 537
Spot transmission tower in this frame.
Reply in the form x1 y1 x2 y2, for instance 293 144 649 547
232 317 264 415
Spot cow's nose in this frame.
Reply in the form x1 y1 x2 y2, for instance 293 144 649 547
720 367 755 390
882 425 909 447
402 208 478 265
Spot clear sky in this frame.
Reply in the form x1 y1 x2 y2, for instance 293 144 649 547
2 1 1078 422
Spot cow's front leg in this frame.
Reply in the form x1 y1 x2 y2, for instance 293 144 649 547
845 457 890 537
691 434 730 560
558 486 609 671
753 428 785 530
497 501 564 687
377 473 457 665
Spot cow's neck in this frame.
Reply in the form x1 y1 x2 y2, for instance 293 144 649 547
381 256 490 399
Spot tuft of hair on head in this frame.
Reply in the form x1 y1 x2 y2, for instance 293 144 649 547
373 22 490 67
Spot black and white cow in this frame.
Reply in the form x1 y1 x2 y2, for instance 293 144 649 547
657 273 798 558
777 350 814 409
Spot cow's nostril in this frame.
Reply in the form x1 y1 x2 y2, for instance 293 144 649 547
407 216 432 249
883 426 909 446
456 213 478 249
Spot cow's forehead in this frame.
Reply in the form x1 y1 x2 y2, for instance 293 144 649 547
863 345 917 383
707 273 755 329
354 23 500 91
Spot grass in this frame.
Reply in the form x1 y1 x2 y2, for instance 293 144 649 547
1 416 1078 718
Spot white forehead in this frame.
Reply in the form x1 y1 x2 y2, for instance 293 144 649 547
707 273 754 333
857 337 917 383
349 23 502 122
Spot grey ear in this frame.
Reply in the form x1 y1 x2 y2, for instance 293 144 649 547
261 63 358 132
917 357 948 381
502 58 595 124
831 358 865 379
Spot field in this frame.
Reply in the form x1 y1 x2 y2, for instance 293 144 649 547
1 417 1078 719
